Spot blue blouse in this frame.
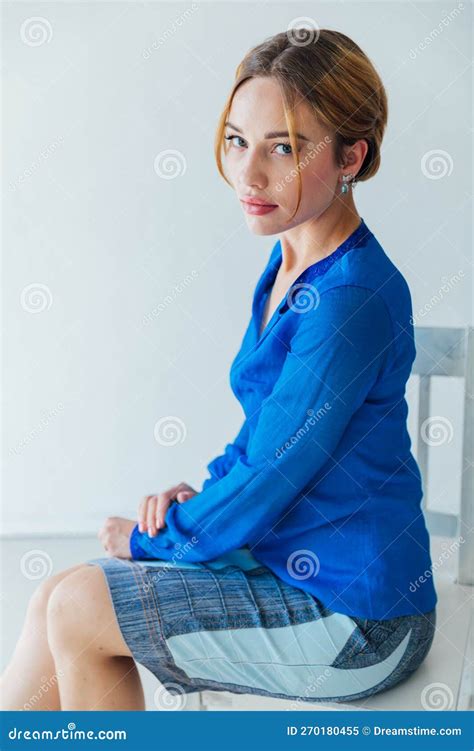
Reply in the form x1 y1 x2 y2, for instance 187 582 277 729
130 217 438 620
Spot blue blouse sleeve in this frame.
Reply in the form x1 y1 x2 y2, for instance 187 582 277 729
129 285 392 562
200 418 250 491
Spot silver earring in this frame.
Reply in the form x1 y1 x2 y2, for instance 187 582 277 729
340 173 354 194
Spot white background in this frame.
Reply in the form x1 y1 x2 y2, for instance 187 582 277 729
3 1 472 535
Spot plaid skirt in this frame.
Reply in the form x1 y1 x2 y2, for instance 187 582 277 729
85 547 436 706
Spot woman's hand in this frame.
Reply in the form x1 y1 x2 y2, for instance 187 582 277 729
138 482 198 537
97 517 136 559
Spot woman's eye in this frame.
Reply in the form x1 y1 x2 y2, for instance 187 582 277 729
274 143 293 156
224 136 294 156
224 135 246 149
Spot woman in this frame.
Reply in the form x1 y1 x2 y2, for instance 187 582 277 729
1 28 437 711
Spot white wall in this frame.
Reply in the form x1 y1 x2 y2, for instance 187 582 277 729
3 1 472 535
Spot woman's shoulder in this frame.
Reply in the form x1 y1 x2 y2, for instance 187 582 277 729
293 283 392 341
316 229 414 328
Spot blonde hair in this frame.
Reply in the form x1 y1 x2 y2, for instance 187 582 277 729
214 29 388 222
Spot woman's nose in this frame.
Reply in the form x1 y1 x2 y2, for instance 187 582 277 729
238 153 268 192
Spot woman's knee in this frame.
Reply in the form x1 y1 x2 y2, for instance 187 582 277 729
46 565 133 659
27 564 90 625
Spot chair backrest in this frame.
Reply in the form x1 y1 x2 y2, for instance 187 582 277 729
412 325 473 585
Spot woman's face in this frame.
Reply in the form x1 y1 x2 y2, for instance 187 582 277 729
224 76 344 236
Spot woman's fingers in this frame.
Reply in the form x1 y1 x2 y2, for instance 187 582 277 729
138 495 154 532
146 496 158 536
155 493 174 531
137 484 196 536
176 490 196 503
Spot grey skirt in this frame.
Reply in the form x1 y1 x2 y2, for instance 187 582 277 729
85 547 436 705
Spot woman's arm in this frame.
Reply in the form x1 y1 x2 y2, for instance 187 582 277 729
201 418 250 491
129 284 393 562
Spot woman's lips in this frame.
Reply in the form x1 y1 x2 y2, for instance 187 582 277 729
240 199 278 216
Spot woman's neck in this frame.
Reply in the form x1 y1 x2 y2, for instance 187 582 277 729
278 203 361 276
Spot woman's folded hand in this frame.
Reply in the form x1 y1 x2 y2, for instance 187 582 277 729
138 482 198 537
97 516 136 559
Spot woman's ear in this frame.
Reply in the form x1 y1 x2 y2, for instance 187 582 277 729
340 139 369 178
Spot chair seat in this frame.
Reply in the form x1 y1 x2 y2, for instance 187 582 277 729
200 536 473 711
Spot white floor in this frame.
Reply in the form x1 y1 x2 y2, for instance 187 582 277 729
1 534 472 711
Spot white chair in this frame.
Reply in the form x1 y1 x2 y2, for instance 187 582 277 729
198 325 473 712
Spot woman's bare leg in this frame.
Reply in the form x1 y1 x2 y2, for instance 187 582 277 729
47 564 145 711
0 563 89 710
